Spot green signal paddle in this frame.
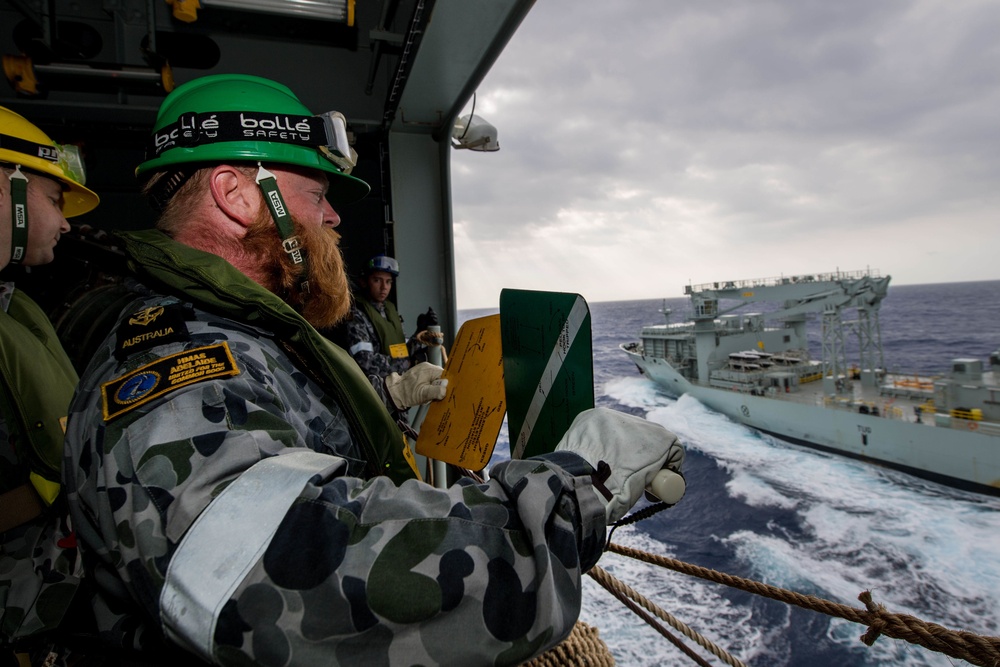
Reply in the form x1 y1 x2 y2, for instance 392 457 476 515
500 289 594 459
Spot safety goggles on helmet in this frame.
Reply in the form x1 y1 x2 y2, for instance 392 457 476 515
367 255 399 276
145 109 357 174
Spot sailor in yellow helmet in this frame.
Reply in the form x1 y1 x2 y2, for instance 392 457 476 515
0 105 99 659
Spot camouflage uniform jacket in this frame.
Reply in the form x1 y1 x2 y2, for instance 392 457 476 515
63 230 607 666
0 282 83 649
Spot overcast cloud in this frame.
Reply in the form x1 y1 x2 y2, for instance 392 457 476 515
450 0 1000 309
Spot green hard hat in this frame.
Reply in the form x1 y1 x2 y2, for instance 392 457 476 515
136 73 370 206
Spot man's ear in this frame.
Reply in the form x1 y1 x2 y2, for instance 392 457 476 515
208 165 258 228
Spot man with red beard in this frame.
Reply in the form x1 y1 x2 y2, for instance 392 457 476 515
60 74 686 666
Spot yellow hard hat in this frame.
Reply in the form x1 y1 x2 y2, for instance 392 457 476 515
0 105 100 217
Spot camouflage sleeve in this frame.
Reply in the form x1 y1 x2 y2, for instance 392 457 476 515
365 369 409 425
64 298 607 665
206 450 605 666
343 304 411 378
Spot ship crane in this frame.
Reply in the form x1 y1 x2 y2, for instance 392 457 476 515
687 270 890 395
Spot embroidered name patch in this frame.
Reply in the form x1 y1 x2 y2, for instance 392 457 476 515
101 343 240 421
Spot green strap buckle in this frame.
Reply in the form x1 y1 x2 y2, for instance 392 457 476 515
255 163 311 295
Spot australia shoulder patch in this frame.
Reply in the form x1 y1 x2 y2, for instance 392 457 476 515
114 302 193 361
101 342 241 422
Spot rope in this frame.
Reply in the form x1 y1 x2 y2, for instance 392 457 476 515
588 566 747 667
521 620 616 666
589 568 709 667
608 541 1000 667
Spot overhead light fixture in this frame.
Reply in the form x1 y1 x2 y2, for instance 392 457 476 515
200 0 355 24
452 114 499 152
3 54 175 95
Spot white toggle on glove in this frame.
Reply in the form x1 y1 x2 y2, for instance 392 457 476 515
555 407 685 524
385 362 448 410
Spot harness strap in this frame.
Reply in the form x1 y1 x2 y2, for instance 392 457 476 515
255 163 311 295
0 482 43 533
8 166 29 265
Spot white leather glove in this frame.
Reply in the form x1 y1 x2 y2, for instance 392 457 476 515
385 362 447 410
555 407 685 524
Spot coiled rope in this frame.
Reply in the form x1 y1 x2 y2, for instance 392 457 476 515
522 620 615 666
605 541 1000 667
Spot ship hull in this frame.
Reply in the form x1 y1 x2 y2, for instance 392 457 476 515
624 346 1000 497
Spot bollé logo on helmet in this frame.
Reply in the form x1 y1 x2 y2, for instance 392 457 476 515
240 113 312 142
153 113 219 153
151 112 314 156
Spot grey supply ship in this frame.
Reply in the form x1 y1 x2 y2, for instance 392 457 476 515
621 269 1000 496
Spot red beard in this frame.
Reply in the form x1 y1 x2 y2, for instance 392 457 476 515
240 210 352 329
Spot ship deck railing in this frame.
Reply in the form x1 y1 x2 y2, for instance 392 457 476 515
622 343 692 371
638 322 698 337
934 412 1000 436
789 380 997 432
686 268 880 294
710 362 822 383
708 371 939 427
626 341 998 434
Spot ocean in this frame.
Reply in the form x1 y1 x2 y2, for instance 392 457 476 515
458 279 1000 667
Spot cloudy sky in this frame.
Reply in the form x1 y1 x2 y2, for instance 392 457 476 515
449 0 1000 310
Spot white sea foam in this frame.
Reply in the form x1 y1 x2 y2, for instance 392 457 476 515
725 467 800 510
579 526 766 666
633 390 1000 665
602 375 674 411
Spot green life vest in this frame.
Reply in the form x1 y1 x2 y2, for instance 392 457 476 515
0 286 78 505
117 230 418 484
357 297 406 356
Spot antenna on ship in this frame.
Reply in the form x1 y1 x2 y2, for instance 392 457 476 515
659 300 672 324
